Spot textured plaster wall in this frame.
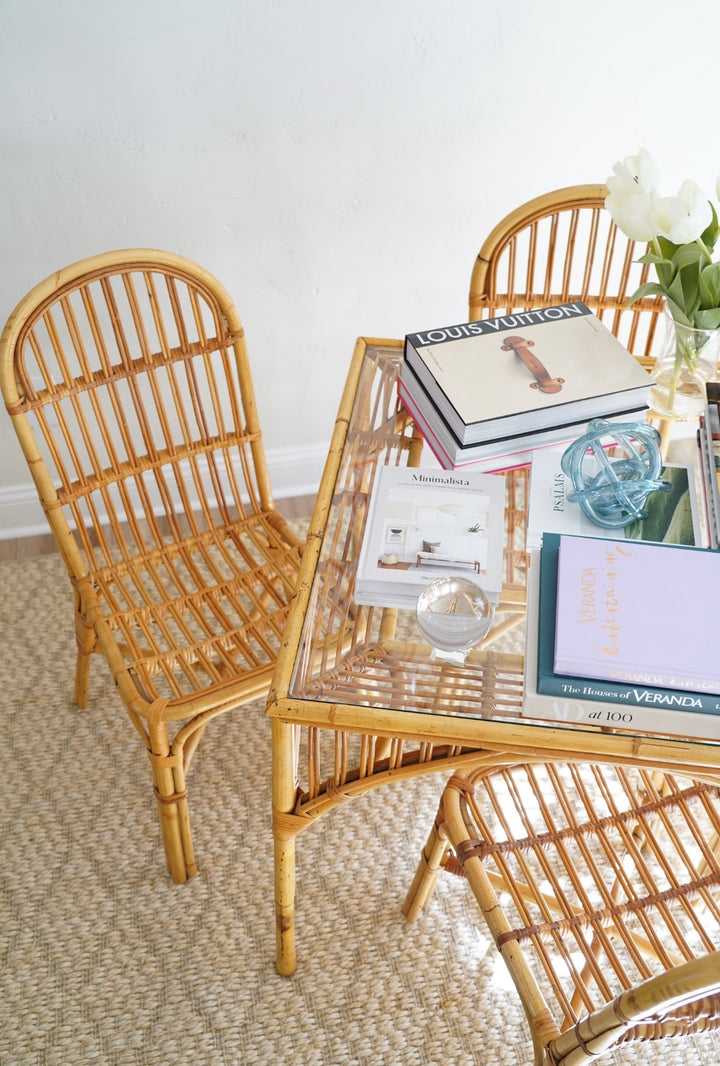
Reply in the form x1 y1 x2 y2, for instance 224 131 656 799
2 0 720 502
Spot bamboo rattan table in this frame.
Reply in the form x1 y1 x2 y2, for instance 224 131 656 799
267 337 720 975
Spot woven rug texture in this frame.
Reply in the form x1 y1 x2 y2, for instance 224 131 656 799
1 546 719 1066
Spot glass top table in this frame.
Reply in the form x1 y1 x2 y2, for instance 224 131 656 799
267 337 720 975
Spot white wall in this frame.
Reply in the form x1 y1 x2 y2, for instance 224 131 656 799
2 0 720 533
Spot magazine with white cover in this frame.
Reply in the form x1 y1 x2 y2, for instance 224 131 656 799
354 465 506 608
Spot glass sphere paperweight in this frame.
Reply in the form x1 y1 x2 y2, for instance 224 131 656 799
416 576 494 659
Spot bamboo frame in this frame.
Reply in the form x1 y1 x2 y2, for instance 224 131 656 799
0 249 303 883
404 761 720 1063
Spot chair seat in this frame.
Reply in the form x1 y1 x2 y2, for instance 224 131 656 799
87 512 301 710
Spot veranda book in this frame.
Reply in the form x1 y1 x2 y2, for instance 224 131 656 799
553 533 720 694
398 362 645 471
353 464 506 608
536 533 720 715
403 302 651 447
521 552 720 740
527 446 701 551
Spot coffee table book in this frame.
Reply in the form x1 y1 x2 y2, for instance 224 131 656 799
397 362 646 472
553 533 720 695
522 550 720 740
535 532 720 714
353 464 506 609
527 446 701 552
403 302 651 448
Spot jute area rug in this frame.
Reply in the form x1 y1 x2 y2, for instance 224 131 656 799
1 545 719 1066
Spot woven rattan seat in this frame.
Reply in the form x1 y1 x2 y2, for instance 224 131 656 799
0 249 303 883
404 761 720 1063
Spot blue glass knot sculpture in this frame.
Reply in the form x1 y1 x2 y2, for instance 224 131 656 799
560 419 670 529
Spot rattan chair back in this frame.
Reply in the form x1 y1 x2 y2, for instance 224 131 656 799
468 183 664 370
0 249 303 883
404 760 720 1063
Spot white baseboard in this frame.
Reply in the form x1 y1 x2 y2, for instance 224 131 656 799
0 440 327 541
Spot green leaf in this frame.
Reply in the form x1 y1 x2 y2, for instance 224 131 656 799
694 307 720 329
636 252 673 267
699 262 720 308
670 269 699 315
673 244 705 269
665 297 692 326
656 235 680 259
700 202 719 251
625 281 667 309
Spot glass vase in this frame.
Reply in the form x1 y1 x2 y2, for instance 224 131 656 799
649 312 720 419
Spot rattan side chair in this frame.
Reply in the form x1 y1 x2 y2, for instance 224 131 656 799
403 760 720 1063
0 249 304 883
469 183 663 364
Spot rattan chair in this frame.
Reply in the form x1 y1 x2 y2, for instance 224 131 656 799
469 183 663 365
0 249 304 883
403 760 720 1063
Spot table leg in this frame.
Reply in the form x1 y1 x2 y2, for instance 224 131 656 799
272 718 299 975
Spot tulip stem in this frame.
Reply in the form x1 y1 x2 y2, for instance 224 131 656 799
696 237 714 264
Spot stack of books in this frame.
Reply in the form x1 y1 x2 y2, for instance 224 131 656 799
399 302 652 471
522 532 720 740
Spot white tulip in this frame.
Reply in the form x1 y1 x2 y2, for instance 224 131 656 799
606 148 660 197
605 190 658 242
651 180 712 245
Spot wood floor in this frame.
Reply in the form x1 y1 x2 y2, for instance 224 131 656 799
0 493 317 562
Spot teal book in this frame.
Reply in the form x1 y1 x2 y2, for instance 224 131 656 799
537 533 720 714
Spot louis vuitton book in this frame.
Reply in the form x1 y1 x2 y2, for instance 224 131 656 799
402 302 651 447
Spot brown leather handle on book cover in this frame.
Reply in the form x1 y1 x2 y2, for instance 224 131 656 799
500 335 565 393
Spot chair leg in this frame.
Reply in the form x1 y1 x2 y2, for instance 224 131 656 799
73 592 96 709
147 723 197 884
402 811 454 923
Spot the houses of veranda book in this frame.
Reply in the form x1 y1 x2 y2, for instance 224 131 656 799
521 550 720 740
535 532 720 715
354 465 506 608
402 301 651 449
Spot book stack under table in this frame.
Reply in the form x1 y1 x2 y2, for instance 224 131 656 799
400 301 652 471
523 532 720 740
